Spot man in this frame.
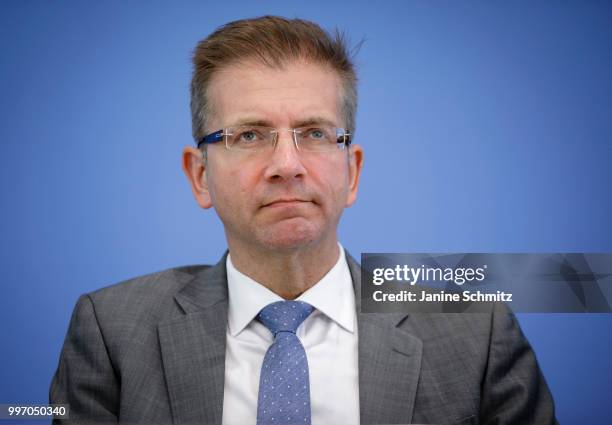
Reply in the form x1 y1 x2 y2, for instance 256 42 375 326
50 16 557 425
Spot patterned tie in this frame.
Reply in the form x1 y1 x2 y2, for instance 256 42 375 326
256 300 314 425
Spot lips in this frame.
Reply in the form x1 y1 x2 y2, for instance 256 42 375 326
262 199 311 208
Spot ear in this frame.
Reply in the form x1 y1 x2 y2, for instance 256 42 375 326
182 146 213 209
345 144 363 207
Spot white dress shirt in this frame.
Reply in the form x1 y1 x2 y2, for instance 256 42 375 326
221 244 360 425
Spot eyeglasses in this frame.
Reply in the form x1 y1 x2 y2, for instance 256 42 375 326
197 125 351 153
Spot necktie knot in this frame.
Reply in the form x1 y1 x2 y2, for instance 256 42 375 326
258 300 314 335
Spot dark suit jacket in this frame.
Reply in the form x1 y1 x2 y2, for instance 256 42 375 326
50 252 557 425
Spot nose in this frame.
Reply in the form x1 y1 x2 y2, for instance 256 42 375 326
263 130 307 181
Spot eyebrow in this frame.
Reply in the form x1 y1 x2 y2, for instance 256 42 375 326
229 118 273 127
293 117 338 128
227 116 339 128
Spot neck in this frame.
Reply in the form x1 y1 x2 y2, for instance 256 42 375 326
227 237 340 300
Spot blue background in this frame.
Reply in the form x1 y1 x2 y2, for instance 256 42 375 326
1 1 611 423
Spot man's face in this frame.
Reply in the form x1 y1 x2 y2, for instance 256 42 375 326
183 60 363 252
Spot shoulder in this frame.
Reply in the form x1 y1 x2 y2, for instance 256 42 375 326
89 264 210 304
82 264 215 330
65 264 225 358
401 302 523 367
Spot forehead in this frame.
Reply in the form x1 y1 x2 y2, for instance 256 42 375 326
206 60 342 128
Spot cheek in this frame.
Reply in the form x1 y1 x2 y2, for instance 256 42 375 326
234 179 256 209
313 160 351 208
209 163 259 210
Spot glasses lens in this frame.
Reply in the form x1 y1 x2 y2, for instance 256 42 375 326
296 126 347 152
226 126 274 151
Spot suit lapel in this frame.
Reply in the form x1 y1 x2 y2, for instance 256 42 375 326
158 255 229 425
346 253 423 425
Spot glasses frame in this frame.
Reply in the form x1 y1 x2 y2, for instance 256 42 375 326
196 126 352 151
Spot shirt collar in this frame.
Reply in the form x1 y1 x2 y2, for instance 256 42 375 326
226 243 355 337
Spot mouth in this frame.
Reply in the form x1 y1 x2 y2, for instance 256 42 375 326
261 199 312 208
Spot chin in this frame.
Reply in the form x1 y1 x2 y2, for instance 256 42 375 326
257 219 322 251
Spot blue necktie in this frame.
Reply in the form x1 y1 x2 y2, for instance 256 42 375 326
257 300 314 425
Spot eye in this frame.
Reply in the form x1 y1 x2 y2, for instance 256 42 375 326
308 128 325 139
238 130 260 143
302 127 332 142
228 126 270 150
